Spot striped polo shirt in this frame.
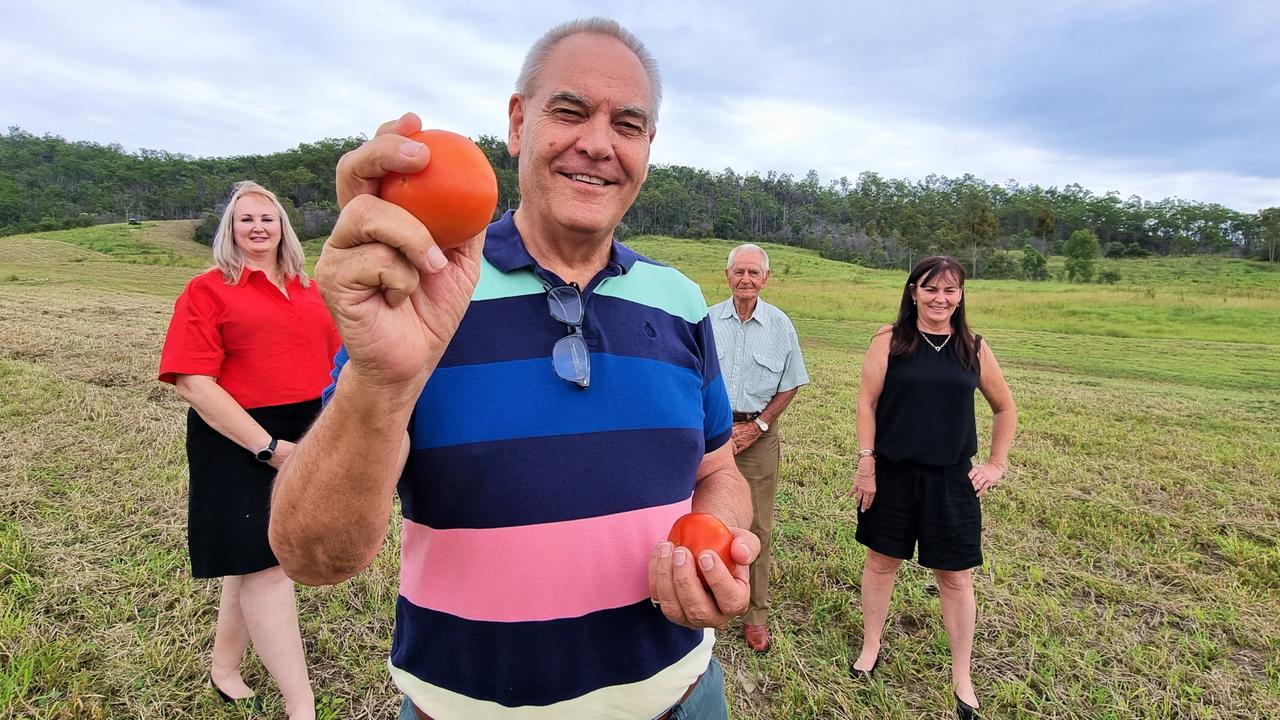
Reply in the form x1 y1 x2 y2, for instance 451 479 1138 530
325 211 733 719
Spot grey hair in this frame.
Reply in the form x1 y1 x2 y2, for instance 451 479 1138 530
727 243 770 272
515 17 663 127
211 181 308 287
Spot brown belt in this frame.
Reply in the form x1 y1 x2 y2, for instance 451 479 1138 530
732 411 759 422
412 673 702 720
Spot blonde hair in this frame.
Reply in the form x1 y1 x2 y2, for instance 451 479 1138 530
211 181 309 287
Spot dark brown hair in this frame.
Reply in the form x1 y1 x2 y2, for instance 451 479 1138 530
888 255 980 371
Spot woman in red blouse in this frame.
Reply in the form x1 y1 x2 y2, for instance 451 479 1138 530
159 181 339 719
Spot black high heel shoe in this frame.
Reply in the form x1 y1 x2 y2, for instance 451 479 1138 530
849 653 880 681
209 675 264 712
955 692 978 719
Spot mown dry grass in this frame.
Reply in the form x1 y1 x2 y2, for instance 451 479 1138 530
2 223 1279 719
0 282 405 720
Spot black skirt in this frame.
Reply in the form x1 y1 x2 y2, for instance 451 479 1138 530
186 399 321 578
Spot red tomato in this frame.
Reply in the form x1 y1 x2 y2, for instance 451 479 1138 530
667 512 735 585
378 129 499 250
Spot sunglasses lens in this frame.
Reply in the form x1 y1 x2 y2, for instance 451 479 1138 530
552 334 590 388
547 285 584 324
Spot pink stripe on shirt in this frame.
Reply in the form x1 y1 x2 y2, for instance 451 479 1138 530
400 498 693 622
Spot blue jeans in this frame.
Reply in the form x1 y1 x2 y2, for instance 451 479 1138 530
397 657 728 720
665 657 728 720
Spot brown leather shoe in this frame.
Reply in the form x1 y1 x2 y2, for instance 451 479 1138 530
743 623 771 653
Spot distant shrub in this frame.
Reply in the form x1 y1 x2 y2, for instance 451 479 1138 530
1021 243 1049 280
982 250 1022 279
1064 229 1100 282
1097 269 1122 284
277 196 305 238
1106 241 1153 258
194 212 219 246
76 213 95 228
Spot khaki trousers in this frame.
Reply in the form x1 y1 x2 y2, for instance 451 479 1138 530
734 423 780 626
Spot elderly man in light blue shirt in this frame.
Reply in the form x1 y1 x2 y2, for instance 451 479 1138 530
709 243 808 653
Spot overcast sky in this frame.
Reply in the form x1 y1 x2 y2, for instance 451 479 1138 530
4 0 1277 211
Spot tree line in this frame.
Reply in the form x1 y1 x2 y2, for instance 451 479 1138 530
4 127 1277 277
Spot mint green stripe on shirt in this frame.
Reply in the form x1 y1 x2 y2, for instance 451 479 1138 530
597 261 708 324
471 259 544 302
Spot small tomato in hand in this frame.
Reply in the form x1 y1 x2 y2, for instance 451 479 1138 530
378 129 499 249
667 512 735 586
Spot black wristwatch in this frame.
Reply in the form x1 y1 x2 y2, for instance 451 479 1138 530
255 438 278 463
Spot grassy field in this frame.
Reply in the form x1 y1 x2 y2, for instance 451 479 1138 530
2 222 1278 719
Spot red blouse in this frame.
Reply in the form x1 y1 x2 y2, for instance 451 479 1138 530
158 268 341 409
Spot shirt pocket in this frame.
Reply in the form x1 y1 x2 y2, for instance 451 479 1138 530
745 351 785 403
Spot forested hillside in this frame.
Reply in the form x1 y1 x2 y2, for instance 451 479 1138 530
4 127 1277 274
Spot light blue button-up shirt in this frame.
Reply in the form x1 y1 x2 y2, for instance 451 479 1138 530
708 297 809 414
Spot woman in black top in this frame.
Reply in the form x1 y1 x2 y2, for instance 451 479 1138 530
848 256 1016 719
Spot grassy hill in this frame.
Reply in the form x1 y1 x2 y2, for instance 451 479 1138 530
2 223 1278 719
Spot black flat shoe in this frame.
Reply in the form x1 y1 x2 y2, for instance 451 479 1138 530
210 675 264 712
955 693 978 719
849 654 880 681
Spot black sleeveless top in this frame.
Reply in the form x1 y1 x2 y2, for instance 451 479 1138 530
874 331 980 467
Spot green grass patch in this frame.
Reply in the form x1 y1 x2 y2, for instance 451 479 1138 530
1 223 207 268
1 231 1278 717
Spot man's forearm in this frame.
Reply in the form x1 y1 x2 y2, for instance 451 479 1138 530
691 445 752 530
269 368 417 585
758 387 799 427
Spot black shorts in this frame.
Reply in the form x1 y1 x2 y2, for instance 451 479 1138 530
855 456 983 571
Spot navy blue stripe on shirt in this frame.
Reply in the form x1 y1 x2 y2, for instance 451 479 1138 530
391 595 703 708
399 427 704 529
409 353 706 450
322 347 730 458
321 313 730 440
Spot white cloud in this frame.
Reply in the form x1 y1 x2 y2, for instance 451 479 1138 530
3 0 1277 212
653 95 1279 211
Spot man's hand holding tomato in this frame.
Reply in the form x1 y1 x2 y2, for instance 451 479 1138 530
648 514 760 630
320 112 487 398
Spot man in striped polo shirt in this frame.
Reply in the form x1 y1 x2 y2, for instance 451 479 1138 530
709 244 810 654
270 17 759 720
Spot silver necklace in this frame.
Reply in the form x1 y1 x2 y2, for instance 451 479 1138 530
919 330 952 352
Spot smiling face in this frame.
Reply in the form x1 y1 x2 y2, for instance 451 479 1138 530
231 194 282 263
912 270 963 329
507 32 654 242
726 249 770 305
